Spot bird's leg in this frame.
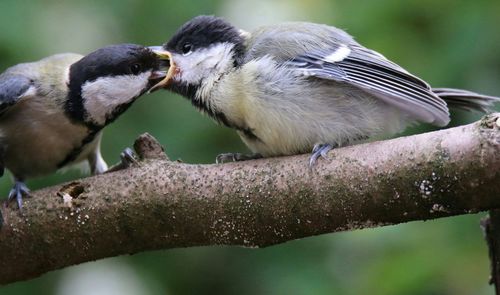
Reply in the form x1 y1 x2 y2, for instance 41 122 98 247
88 151 108 175
6 180 30 210
105 147 139 173
216 153 263 164
309 143 336 167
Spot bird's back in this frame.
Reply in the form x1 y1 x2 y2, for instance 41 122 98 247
245 22 356 62
1 53 83 105
0 53 90 178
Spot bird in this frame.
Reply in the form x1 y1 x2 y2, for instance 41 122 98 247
0 44 166 209
149 15 499 165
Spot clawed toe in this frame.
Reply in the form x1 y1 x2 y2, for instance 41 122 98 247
105 147 140 173
216 153 237 164
6 181 30 210
216 153 262 164
309 144 335 167
120 147 139 168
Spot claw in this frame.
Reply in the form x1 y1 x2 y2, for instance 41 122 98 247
309 144 335 167
6 181 30 210
216 153 238 164
216 153 262 164
320 147 331 158
105 147 140 174
311 143 322 155
120 147 139 168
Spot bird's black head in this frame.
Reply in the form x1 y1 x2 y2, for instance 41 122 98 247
165 15 245 64
150 16 246 102
67 44 165 128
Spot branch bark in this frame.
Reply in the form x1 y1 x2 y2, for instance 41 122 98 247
0 114 499 285
481 209 500 294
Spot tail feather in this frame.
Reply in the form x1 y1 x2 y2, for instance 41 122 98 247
432 87 500 113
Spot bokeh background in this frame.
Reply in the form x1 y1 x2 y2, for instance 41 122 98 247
1 0 500 294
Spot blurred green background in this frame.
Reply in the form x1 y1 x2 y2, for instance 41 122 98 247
1 0 499 294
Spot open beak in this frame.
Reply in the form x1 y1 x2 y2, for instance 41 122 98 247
149 46 176 93
149 70 167 81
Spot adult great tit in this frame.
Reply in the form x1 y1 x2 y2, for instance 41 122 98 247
0 44 165 209
150 15 499 164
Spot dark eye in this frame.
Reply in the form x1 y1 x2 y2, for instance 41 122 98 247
181 43 193 55
130 63 142 75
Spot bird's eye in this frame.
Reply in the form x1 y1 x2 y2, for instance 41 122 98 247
130 63 142 75
181 43 193 55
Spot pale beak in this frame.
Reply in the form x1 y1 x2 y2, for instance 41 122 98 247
149 70 167 81
149 46 176 92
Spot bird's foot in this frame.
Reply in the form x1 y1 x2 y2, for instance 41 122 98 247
309 143 336 167
216 153 262 164
120 147 139 168
6 181 30 210
105 147 140 173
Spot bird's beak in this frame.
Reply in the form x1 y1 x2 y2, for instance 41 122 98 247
149 70 167 80
239 29 251 39
149 46 175 92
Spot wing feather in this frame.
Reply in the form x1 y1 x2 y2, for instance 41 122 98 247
287 45 450 126
246 23 451 126
0 74 32 115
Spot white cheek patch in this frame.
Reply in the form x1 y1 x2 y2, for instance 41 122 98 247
81 72 150 125
64 66 71 86
324 45 351 63
174 42 236 85
238 29 251 39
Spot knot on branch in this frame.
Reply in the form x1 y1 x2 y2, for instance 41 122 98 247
478 113 500 162
133 133 169 161
480 112 500 130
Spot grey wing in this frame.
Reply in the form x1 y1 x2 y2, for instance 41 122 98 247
246 23 450 126
0 74 33 116
285 43 450 126
246 22 357 63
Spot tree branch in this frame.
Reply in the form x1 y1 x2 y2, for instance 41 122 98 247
0 114 499 285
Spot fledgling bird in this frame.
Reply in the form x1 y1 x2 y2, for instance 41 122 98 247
150 15 499 164
0 44 165 209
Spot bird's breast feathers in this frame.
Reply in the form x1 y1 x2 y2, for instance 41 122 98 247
0 94 94 177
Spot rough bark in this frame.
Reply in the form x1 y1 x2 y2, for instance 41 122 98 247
481 209 500 295
0 114 499 285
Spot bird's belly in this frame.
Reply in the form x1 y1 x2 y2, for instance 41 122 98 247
237 87 411 157
237 116 326 157
0 102 89 179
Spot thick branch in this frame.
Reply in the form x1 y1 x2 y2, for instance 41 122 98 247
0 114 499 285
